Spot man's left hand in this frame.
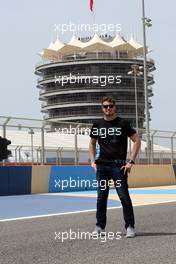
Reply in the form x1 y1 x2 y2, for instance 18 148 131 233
121 162 134 175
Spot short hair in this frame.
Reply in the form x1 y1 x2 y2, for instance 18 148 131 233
101 96 116 105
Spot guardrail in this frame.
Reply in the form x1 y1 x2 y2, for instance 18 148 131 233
35 56 155 69
0 116 176 165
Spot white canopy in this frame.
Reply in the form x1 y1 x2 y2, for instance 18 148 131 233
47 41 55 50
129 37 143 49
129 37 144 56
58 35 84 55
82 33 112 51
110 34 126 48
68 35 85 48
40 34 145 60
50 38 65 51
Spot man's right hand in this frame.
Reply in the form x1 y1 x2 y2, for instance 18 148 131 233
91 162 97 171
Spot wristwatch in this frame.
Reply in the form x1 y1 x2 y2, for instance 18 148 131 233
127 159 135 164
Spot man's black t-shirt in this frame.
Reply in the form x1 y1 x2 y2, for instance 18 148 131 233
90 116 136 164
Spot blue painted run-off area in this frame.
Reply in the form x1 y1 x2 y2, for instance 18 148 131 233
0 194 120 220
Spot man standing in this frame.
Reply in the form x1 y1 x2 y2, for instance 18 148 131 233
89 96 141 238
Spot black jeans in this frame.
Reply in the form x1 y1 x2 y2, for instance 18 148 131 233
96 163 135 229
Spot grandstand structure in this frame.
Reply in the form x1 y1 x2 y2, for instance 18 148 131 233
0 115 175 165
0 128 173 164
35 34 155 129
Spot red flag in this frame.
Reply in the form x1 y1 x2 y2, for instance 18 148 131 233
90 0 93 12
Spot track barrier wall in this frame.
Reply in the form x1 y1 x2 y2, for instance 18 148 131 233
0 165 176 196
31 166 51 194
128 165 176 188
0 166 31 196
49 166 96 193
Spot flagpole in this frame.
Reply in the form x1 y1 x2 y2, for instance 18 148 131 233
92 10 95 35
90 0 95 35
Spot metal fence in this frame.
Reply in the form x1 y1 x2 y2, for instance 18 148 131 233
0 116 176 165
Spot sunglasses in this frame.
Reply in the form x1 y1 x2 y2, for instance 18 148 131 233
102 104 115 109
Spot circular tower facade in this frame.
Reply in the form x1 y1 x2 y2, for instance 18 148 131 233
35 34 155 129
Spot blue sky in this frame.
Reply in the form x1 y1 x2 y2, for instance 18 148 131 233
0 0 175 130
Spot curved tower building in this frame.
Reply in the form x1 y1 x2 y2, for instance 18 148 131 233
35 34 155 129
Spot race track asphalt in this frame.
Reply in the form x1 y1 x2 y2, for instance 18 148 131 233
0 201 176 264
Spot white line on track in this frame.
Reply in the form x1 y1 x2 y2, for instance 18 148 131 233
1 199 176 222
